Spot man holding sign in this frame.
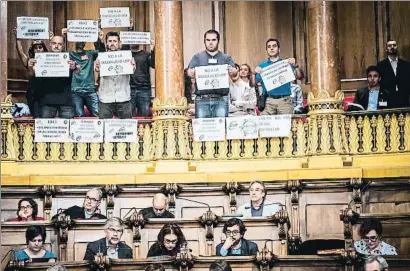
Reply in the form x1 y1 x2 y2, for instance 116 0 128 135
94 32 136 119
187 30 238 118
255 38 304 115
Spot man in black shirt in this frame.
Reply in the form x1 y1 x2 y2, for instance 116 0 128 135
139 193 174 219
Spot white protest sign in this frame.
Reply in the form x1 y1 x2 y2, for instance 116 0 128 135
104 119 138 142
120 31 151 45
192 118 225 142
226 116 259 140
259 115 292 138
100 7 130 28
260 60 296 92
98 50 133 76
34 52 70 77
34 119 70 143
17 17 49 39
195 64 230 91
67 20 99 42
69 119 103 143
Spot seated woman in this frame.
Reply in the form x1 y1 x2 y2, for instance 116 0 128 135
10 198 44 222
236 181 281 217
147 223 186 258
354 218 397 256
229 64 257 117
15 225 57 262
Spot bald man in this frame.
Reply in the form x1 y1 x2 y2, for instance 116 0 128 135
139 193 175 218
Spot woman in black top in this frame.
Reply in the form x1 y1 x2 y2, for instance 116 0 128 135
147 223 186 258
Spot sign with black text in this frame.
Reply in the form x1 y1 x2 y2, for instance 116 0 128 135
34 119 70 142
259 115 292 138
226 116 259 140
69 119 103 143
17 17 49 39
195 64 230 90
260 60 295 92
192 118 225 141
98 51 133 76
67 20 99 42
34 53 70 77
100 7 130 28
104 119 138 142
120 31 151 45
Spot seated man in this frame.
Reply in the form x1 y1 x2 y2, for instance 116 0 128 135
84 217 132 261
354 218 397 256
236 181 281 218
365 255 389 271
53 188 106 220
139 193 175 219
348 66 390 111
216 218 258 256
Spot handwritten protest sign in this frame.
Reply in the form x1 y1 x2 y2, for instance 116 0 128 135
67 20 99 42
34 119 70 142
69 119 103 143
226 116 259 140
195 64 229 90
100 7 130 28
259 115 292 138
34 53 70 77
120 31 151 45
104 119 138 142
260 60 295 92
192 118 225 141
17 17 49 39
98 51 133 76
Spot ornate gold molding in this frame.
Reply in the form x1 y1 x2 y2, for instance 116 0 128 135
307 90 344 115
152 98 188 121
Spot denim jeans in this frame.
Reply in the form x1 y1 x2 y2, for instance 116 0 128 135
195 95 229 118
40 105 74 119
130 87 151 117
99 101 132 119
72 92 99 117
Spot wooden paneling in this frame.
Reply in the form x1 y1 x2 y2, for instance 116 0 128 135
1 2 7 102
389 1 410 62
337 2 377 79
224 1 294 71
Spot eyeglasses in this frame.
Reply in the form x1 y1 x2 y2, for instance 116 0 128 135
165 239 178 245
85 196 99 203
225 230 240 236
363 235 379 242
20 205 33 211
107 228 123 234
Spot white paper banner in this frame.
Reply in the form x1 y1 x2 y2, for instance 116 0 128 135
98 50 133 76
104 119 138 142
120 31 151 45
34 53 70 77
17 17 49 39
192 118 225 142
195 64 230 91
260 60 296 92
259 115 292 138
67 20 99 42
226 116 259 140
69 119 103 143
34 119 70 142
100 7 130 28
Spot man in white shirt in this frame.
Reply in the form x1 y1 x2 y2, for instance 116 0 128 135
95 32 136 119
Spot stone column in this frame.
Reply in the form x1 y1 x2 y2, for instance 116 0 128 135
307 1 344 114
1 1 7 102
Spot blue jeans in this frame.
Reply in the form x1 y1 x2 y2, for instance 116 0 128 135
195 95 229 118
130 87 151 117
40 105 74 119
72 92 99 117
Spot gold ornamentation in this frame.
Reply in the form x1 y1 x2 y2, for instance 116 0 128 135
23 124 33 161
307 90 344 115
390 114 399 152
142 124 152 161
384 114 392 151
152 97 188 121
405 114 410 151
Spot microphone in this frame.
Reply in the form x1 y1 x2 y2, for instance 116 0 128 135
122 207 137 220
1 249 15 263
244 202 284 210
176 196 211 211
263 239 275 250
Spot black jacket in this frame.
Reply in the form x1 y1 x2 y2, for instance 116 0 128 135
130 50 155 89
52 205 107 220
216 238 259 256
147 242 177 258
377 58 410 108
348 87 390 111
84 237 132 261
139 207 175 219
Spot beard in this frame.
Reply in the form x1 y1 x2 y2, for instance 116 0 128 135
388 48 398 55
76 42 85 51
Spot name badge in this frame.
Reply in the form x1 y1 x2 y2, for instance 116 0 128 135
208 58 217 64
81 55 89 60
379 101 387 107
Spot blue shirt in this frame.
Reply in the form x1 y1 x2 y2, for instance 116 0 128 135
15 249 57 262
256 58 295 96
106 239 119 259
220 241 242 256
367 88 379 110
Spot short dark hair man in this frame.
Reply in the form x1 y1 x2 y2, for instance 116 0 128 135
255 38 304 115
216 218 258 256
377 39 410 108
348 66 390 111
84 217 132 261
139 193 175 219
187 30 238 118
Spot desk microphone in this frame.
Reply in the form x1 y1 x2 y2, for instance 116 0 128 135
122 207 137 220
244 202 284 210
176 196 211 211
1 249 15 263
263 239 275 250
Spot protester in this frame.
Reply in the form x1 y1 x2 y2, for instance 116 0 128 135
229 63 257 116
10 198 44 222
